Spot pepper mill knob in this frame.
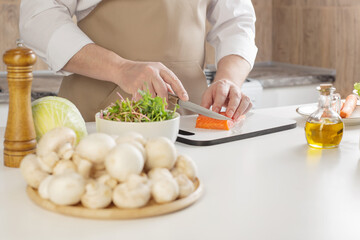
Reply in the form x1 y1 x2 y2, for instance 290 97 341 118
3 44 37 168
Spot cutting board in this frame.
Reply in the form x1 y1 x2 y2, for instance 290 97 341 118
176 113 297 146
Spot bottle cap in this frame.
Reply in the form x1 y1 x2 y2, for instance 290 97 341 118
317 84 335 95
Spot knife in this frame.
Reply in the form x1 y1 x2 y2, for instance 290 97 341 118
168 93 231 120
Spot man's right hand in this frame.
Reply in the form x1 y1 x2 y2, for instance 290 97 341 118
115 60 189 101
63 44 188 101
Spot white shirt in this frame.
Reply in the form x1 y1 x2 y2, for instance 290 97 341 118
19 0 258 75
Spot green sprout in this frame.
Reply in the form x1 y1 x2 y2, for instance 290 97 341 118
100 89 179 122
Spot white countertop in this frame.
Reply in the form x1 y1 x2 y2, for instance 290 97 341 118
1 105 360 240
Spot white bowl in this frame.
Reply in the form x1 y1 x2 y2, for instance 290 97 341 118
95 112 180 142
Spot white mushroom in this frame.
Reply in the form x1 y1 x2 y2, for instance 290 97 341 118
37 152 59 173
174 174 195 198
48 171 85 205
145 137 176 170
76 159 93 179
148 168 173 181
81 181 112 209
174 154 198 181
38 175 54 199
127 140 147 161
151 177 179 204
148 168 179 203
20 154 48 189
97 174 118 189
72 153 93 178
36 127 77 173
53 160 76 175
105 143 144 182
75 133 116 165
112 174 151 208
58 143 74 160
115 132 146 146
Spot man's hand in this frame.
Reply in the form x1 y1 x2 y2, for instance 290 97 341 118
116 60 188 101
201 79 252 120
200 55 252 120
63 44 188 101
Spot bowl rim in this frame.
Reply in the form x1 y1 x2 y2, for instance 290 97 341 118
95 111 180 124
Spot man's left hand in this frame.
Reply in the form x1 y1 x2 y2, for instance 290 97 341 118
200 55 253 120
201 79 252 120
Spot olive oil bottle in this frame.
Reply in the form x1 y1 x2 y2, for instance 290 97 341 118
305 84 343 149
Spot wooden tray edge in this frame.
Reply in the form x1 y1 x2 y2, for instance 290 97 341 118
26 178 204 220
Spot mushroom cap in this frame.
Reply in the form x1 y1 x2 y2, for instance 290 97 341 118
174 174 195 198
37 127 76 157
151 177 179 204
76 133 116 164
174 154 198 181
38 175 54 199
125 140 147 162
53 160 76 175
112 174 151 208
145 137 176 170
105 143 144 182
20 154 48 189
48 172 85 205
148 168 173 181
81 181 112 209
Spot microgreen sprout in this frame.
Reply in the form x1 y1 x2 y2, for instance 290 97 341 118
101 89 179 122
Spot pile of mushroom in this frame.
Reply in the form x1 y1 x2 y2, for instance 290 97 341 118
20 127 198 209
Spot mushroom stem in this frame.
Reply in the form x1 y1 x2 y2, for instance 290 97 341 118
58 143 74 160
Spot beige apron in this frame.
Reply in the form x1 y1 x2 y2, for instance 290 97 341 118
59 0 210 121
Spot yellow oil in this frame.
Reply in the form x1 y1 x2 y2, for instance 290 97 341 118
305 119 343 149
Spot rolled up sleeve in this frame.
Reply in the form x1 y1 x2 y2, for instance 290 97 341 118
207 0 258 69
19 0 94 75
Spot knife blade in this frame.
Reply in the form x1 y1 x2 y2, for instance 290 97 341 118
168 93 231 120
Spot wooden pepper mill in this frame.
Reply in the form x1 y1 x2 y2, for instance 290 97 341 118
3 41 37 168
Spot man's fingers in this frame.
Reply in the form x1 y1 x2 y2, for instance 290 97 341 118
212 81 230 113
200 88 213 109
233 94 252 119
143 81 156 97
166 83 174 94
133 91 142 101
152 75 168 99
242 102 253 115
225 86 241 118
160 69 189 101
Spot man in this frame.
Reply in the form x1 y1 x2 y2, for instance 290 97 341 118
20 0 258 121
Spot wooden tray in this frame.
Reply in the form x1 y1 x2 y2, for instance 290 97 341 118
26 178 203 219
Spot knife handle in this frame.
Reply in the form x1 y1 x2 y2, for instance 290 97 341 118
168 93 179 105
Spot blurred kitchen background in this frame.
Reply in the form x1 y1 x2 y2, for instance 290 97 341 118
1 0 360 126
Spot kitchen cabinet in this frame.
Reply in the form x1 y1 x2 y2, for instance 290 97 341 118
1 105 360 240
248 62 336 108
259 84 319 108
